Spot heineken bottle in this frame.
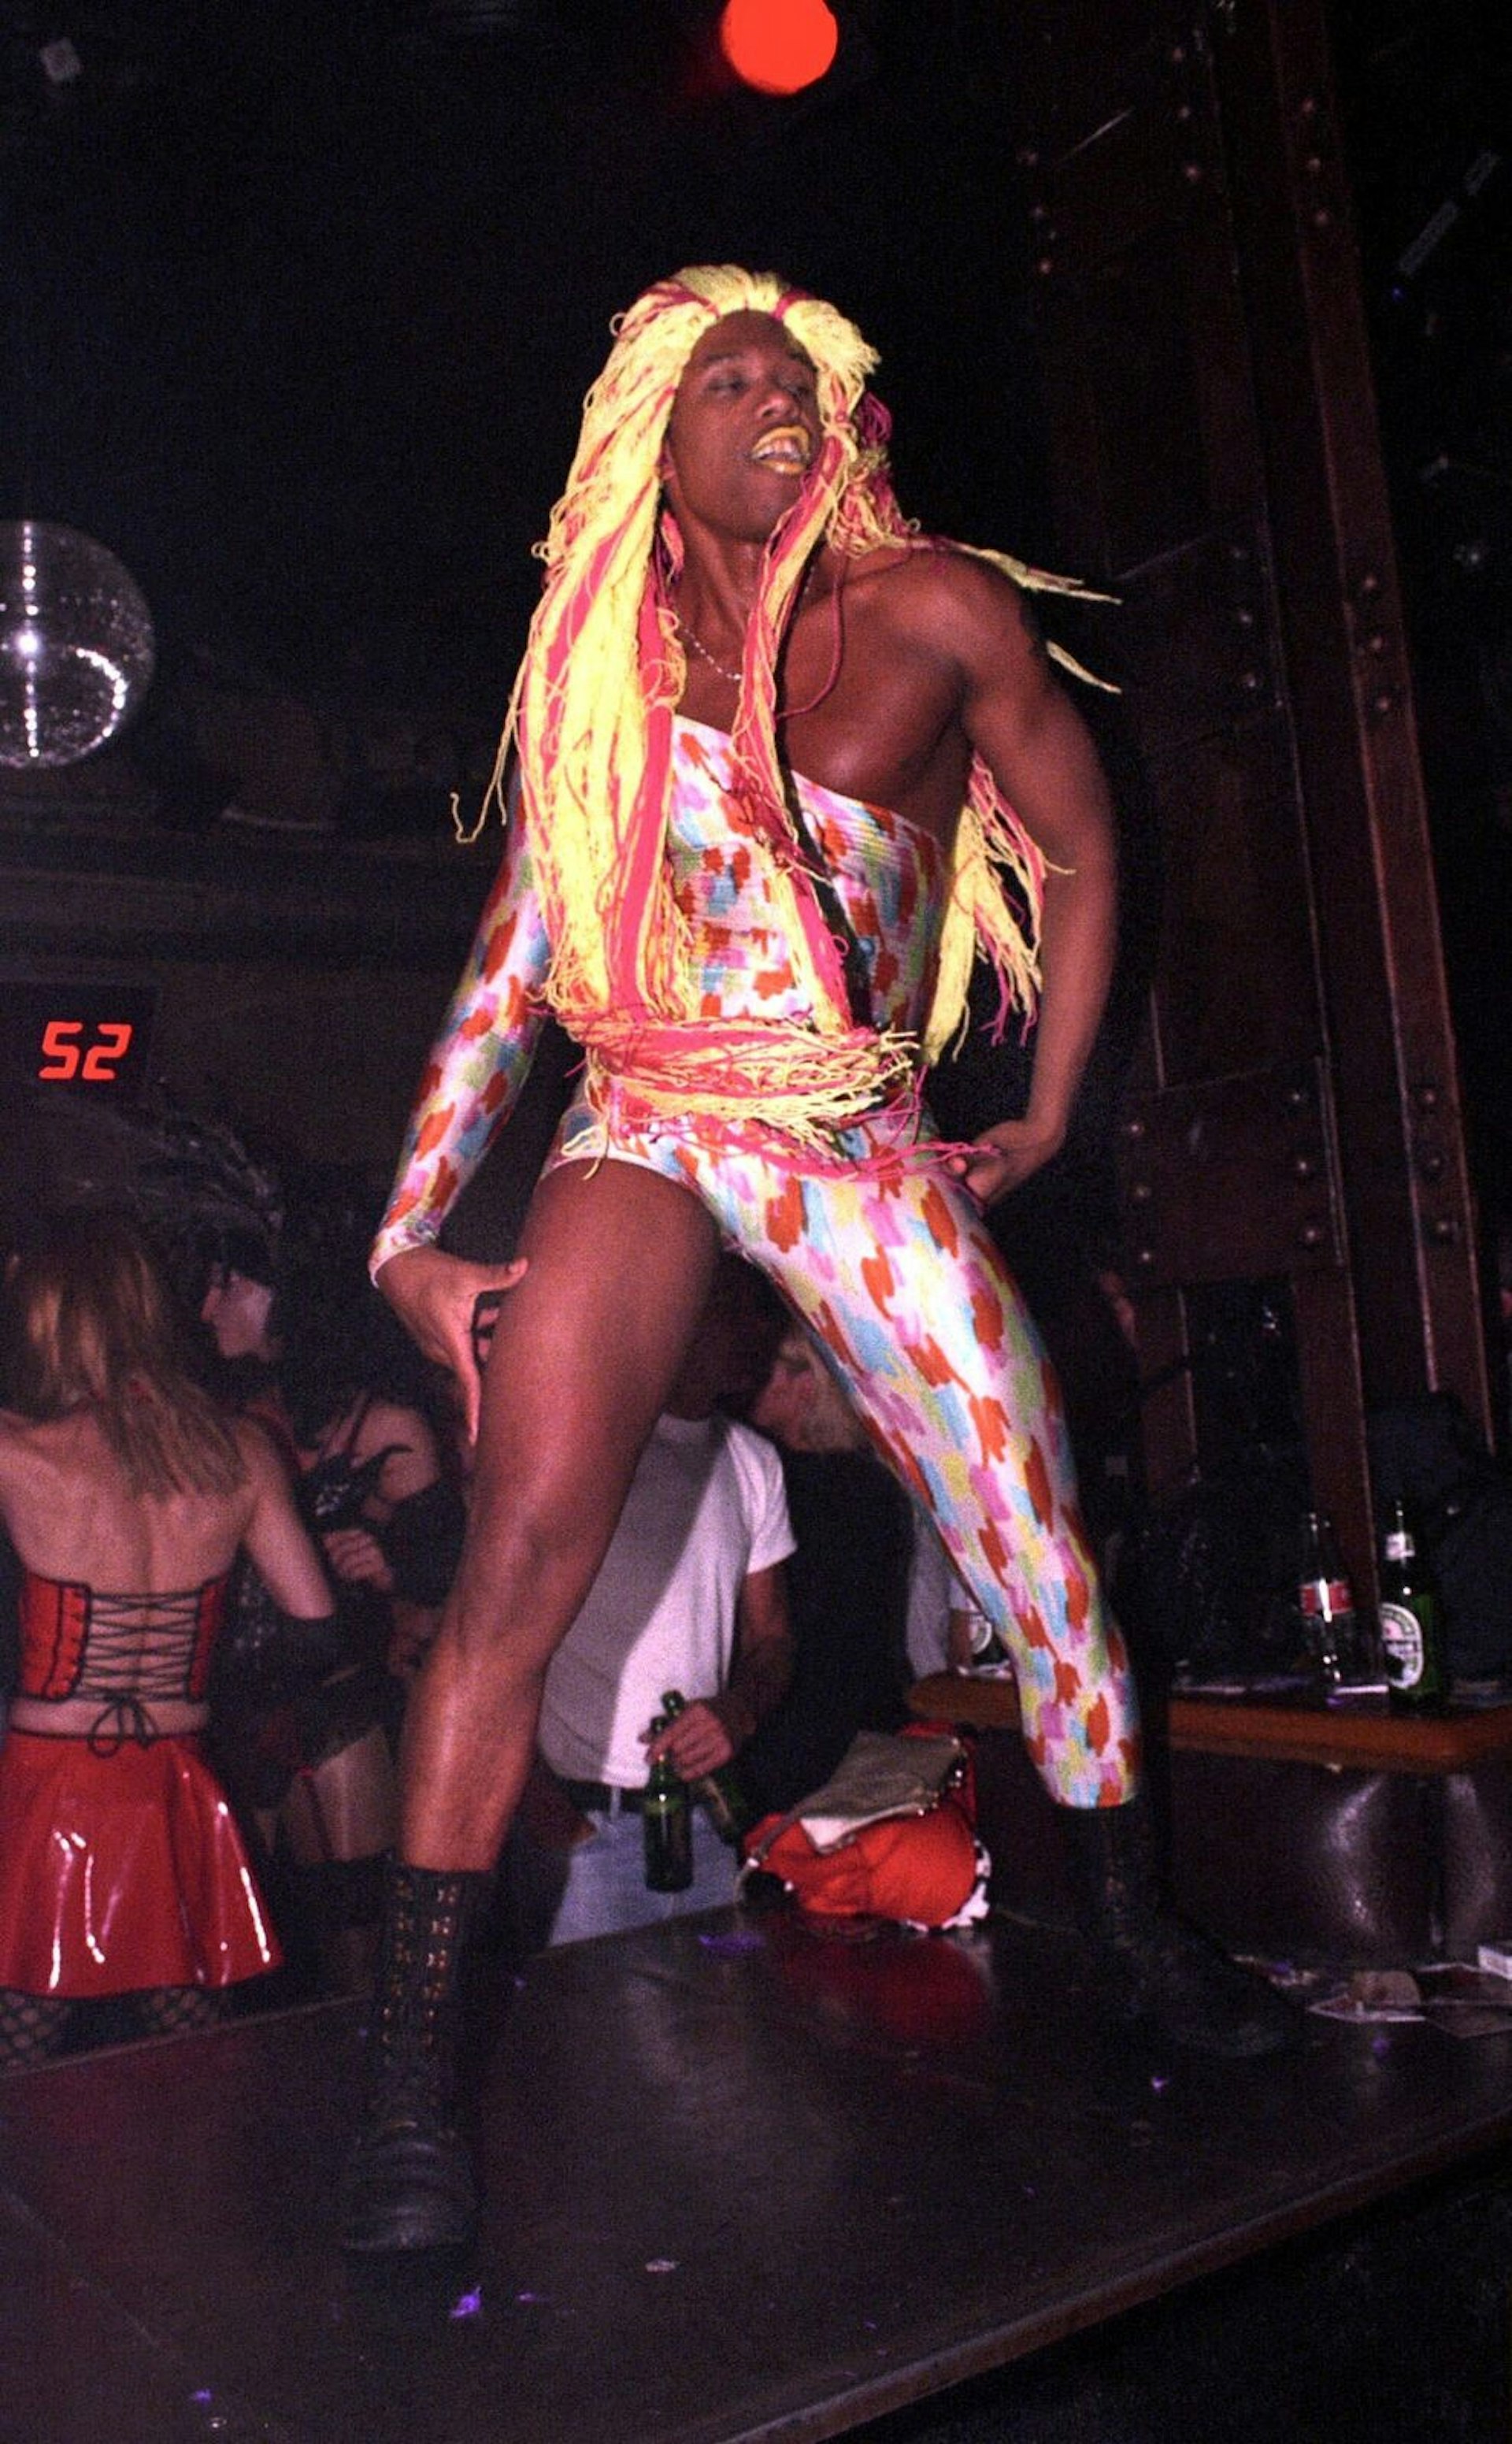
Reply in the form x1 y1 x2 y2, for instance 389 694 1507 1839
1378 1500 1447 1713
660 1688 754 1846
643 1715 694 1893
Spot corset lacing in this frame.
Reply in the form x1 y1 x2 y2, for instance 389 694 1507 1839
66 1589 208 1755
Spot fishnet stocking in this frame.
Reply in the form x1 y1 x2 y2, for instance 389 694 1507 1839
0 1984 234 2069
0 1989 72 2068
133 1986 231 2037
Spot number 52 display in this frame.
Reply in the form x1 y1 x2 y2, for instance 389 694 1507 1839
1 983 156 1101
38 1018 135 1081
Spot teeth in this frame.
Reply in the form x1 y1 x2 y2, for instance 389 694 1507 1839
753 428 810 468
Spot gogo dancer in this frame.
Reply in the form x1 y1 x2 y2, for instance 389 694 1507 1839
344 266 1294 2256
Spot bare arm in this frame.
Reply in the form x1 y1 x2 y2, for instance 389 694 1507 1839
236 1423 333 1620
934 566 1117 1204
0 1415 24 1540
369 1402 443 1507
649 1563 794 1778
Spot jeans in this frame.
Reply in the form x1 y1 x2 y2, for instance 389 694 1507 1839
502 1793 738 1951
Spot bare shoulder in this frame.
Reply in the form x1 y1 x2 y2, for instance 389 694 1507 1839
855 543 1046 673
352 1395 429 1459
0 1407 30 1485
0 1407 69 1474
234 1413 294 1490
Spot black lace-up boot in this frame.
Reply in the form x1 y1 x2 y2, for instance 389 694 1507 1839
1062 1793 1300 2058
340 1861 490 2253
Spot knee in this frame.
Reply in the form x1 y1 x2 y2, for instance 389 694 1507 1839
447 1485 607 1653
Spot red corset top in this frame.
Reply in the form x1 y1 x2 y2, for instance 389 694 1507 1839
17 1571 230 1749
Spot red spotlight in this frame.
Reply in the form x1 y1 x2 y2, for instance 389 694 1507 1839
719 0 839 98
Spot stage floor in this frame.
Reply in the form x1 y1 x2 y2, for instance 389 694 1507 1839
2 1908 1511 2444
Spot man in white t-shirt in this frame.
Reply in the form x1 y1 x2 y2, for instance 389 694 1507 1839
502 1267 795 1949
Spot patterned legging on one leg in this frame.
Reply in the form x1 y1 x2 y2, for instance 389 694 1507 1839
554 1107 1143 1809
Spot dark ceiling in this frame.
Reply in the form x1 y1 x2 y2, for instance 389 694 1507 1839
3 2 1506 695
2 0 1050 714
0 1 1505 798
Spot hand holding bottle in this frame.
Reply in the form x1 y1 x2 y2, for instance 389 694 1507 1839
643 1715 694 1893
645 1693 736 1779
657 1688 754 1845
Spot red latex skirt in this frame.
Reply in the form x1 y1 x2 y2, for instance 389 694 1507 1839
0 1729 283 1997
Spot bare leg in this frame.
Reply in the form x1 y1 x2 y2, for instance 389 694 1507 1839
398 1158 721 1870
343 1161 721 2251
283 1726 396 1864
281 1730 398 1994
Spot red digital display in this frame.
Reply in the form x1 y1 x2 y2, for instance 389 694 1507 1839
37 1017 137 1082
2 984 157 1100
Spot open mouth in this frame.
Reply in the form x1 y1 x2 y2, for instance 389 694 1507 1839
750 425 813 473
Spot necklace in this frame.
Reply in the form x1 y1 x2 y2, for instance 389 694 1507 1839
671 558 849 714
675 612 743 687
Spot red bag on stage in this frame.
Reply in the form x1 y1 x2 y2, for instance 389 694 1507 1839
739 1726 988 1930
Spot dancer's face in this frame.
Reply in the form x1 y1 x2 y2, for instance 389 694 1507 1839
661 311 821 543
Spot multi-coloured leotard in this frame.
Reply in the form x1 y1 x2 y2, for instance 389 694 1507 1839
374 718 1140 1808
0 1569 281 1996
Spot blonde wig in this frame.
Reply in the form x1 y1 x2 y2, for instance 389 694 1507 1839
479 266 1104 1144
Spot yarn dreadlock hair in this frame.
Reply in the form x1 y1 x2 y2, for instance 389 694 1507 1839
480 265 1108 1148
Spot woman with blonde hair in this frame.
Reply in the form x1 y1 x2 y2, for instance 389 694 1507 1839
0 1213 333 2066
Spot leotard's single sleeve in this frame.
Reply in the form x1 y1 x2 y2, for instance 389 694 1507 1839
370 813 552 1278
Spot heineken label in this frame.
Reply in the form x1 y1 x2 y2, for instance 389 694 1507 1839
1379 1600 1425 1688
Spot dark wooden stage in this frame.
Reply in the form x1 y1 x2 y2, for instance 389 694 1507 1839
4 1907 1511 2444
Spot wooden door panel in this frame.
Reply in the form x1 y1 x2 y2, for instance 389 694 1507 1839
1099 525 1278 756
1026 54 1223 291
1033 206 1257 573
1018 0 1207 160
1208 0 1489 1424
1005 0 1490 1614
1117 1060 1342 1289
1140 715 1321 1084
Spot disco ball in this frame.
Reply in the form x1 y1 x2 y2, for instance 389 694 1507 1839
0 520 156 768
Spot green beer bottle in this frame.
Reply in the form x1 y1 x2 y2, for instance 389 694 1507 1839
643 1715 694 1893
1378 1500 1447 1713
660 1688 754 1846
